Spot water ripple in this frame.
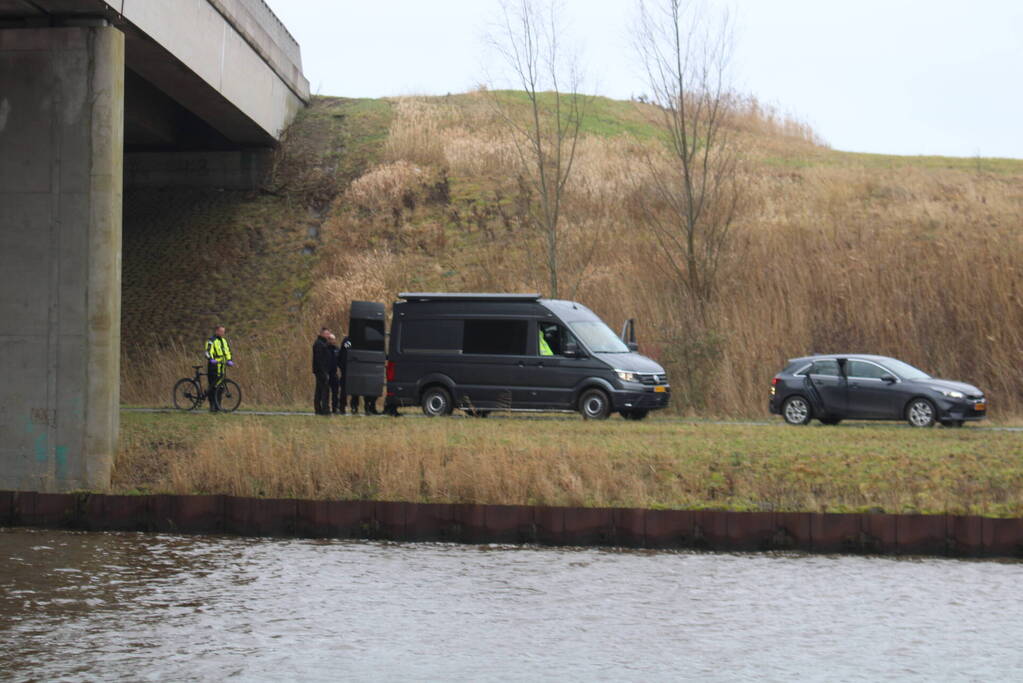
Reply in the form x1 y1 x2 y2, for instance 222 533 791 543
1 528 1022 681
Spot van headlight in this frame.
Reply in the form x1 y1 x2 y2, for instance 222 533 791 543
936 389 965 399
615 369 639 383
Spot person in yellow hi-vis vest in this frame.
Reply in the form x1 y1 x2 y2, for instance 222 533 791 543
539 329 554 356
205 325 234 412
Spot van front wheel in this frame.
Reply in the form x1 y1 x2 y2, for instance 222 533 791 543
579 389 611 420
421 386 454 417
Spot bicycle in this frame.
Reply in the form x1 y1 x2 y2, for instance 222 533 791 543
172 365 242 412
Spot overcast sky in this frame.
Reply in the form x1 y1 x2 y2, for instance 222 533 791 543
265 0 1023 158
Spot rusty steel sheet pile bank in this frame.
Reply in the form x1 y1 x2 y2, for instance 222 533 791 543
2 491 1022 559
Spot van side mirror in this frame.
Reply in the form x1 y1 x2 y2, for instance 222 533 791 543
626 341 639 352
563 341 582 358
620 318 637 347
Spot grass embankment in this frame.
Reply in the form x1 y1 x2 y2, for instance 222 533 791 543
116 413 1023 517
122 92 1023 417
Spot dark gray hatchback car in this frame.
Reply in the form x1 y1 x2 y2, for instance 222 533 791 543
769 354 987 427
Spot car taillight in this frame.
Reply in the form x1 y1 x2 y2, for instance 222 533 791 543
771 377 780 385
386 361 395 382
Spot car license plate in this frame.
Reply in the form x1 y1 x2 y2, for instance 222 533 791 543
975 402 986 411
654 386 667 393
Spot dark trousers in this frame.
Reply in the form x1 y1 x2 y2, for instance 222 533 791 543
351 395 378 414
329 374 342 413
314 372 331 415
208 364 224 411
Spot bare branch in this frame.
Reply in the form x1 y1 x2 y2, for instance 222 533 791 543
483 0 592 298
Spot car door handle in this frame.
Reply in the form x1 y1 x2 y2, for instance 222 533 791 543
517 361 525 367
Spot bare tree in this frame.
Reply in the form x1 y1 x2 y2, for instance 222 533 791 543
634 0 743 319
487 0 588 298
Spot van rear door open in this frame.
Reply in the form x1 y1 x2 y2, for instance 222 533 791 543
345 301 386 397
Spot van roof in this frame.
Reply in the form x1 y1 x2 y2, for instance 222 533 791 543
398 292 542 302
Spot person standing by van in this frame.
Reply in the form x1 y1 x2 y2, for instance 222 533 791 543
326 333 341 415
312 327 333 415
205 325 233 412
336 331 351 414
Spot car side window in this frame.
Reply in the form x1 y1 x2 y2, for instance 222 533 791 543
809 359 840 377
848 360 887 379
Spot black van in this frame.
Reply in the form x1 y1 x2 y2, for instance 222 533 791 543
379 292 669 420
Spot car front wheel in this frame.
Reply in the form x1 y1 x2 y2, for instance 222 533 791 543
906 398 936 427
782 396 812 425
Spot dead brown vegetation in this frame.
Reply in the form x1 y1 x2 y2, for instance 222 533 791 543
123 92 1023 417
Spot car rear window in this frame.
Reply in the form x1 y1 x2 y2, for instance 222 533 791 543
785 361 809 374
808 359 841 377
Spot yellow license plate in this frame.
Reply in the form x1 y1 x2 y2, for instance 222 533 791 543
654 386 667 393
975 403 986 411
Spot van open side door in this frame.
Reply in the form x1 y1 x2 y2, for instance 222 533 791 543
345 301 387 397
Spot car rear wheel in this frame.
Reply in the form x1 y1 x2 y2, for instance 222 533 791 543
620 409 649 421
782 396 812 425
579 389 611 420
906 398 936 427
421 386 454 417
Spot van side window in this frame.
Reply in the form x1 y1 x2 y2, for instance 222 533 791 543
350 319 385 351
402 320 462 353
463 320 528 355
538 322 574 356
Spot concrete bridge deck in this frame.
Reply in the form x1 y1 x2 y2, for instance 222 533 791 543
0 0 310 491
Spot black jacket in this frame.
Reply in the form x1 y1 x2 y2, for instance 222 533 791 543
327 342 340 375
337 336 351 374
312 337 333 375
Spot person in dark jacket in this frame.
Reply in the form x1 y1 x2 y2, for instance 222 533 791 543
312 327 333 415
327 333 343 415
336 331 351 415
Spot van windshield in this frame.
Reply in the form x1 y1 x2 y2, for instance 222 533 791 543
568 321 630 353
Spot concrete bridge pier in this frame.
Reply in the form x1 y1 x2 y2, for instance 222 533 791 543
0 25 124 491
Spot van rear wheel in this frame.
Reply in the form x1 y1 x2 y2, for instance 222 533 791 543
579 389 611 420
421 386 454 417
620 409 649 421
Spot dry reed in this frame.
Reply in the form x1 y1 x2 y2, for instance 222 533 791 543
123 93 1023 418
115 414 1023 516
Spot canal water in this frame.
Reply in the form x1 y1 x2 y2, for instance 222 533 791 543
1 529 1021 681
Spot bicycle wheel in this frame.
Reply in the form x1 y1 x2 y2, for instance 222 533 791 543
173 378 202 411
218 379 242 413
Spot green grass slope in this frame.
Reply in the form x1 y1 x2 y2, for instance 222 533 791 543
121 98 391 348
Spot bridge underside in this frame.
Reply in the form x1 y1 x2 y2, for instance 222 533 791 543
0 1 308 491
